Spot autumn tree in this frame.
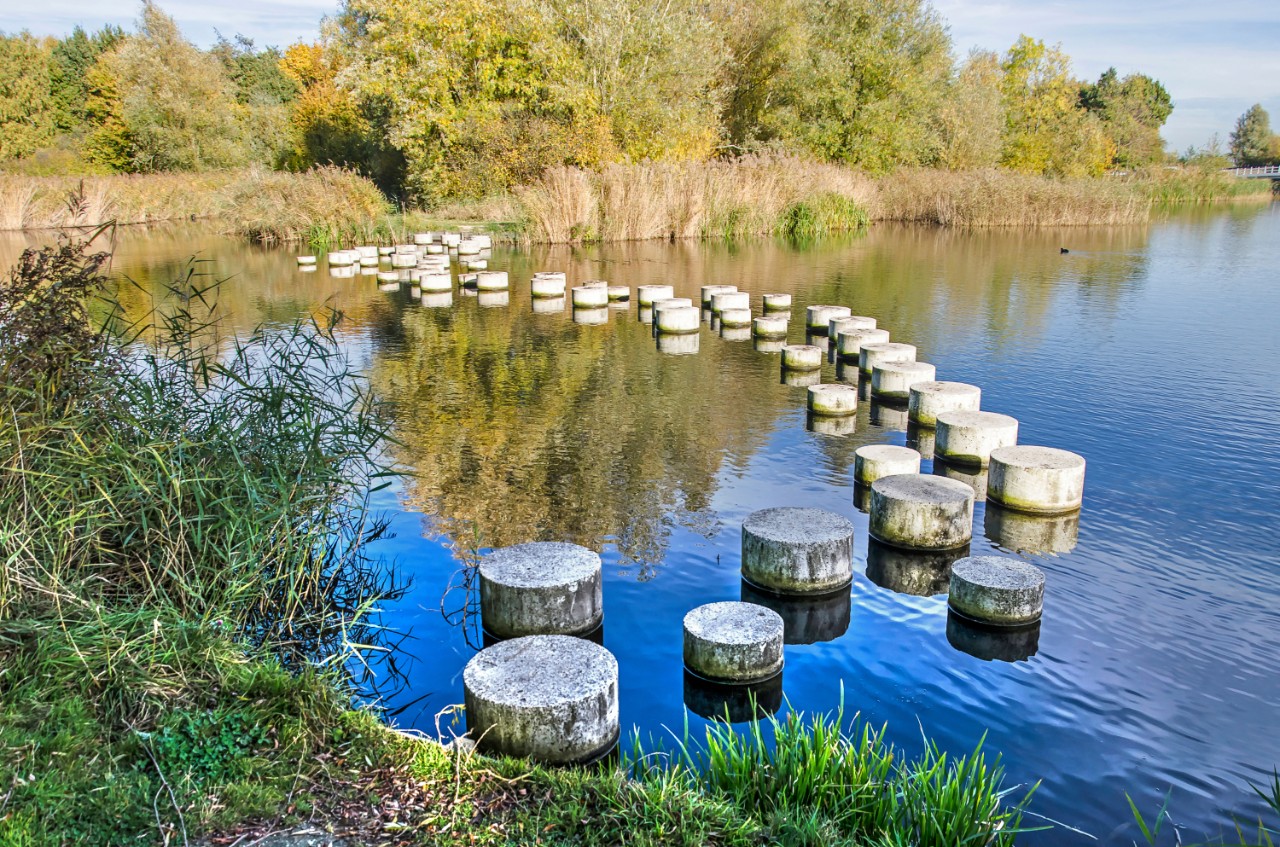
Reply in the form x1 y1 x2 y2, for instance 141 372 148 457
1229 104 1274 166
1079 68 1172 167
999 36 1112 177
48 25 123 133
0 33 56 160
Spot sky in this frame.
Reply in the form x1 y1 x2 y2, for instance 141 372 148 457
3 0 1279 153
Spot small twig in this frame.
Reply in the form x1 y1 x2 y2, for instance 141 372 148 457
139 738 190 847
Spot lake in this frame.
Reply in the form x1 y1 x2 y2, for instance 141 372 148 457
5 203 1277 844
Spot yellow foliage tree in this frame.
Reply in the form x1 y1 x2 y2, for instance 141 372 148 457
999 36 1113 177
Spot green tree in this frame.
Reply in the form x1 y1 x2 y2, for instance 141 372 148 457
212 35 298 166
0 32 56 160
934 49 1004 171
1229 103 1273 166
1079 68 1172 167
94 2 251 172
49 25 123 132
754 0 953 172
999 36 1113 177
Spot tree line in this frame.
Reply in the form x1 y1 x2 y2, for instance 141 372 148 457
0 0 1270 203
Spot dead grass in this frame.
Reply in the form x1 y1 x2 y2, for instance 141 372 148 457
517 156 877 242
872 168 1150 227
0 167 389 242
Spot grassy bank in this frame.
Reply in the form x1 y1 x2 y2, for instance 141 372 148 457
0 166 390 242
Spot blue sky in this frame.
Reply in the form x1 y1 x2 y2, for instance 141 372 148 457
5 0 1279 153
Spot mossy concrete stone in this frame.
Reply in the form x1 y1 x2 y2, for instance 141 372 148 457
683 601 784 682
571 286 609 308
854 445 921 486
753 316 789 339
607 285 630 302
935 410 1019 468
531 275 566 298
720 307 753 328
948 555 1045 626
829 315 877 338
869 473 974 551
475 271 509 291
908 381 981 427
655 305 700 334
987 445 1085 515
479 542 603 638
836 328 890 360
742 507 854 595
859 342 917 375
871 361 937 401
781 344 823 371
637 284 675 306
807 384 859 417
463 635 619 764
762 293 792 312
806 305 851 332
701 284 738 308
711 291 751 314
651 298 695 334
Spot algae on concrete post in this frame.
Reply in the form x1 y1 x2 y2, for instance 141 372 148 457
837 328 890 361
807 384 859 417
854 445 921 486
781 344 823 371
935 410 1019 467
479 542 603 639
859 342 917 375
741 507 855 594
869 473 974 551
908 381 981 427
463 635 619 764
871 360 937 401
806 305 852 332
682 601 784 683
762 293 792 312
986 445 1085 514
947 555 1045 627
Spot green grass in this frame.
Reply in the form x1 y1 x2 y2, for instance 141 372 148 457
781 193 870 239
1125 166 1277 205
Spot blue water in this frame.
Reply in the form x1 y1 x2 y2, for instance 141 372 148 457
14 204 1273 844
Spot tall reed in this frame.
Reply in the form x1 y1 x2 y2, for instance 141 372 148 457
0 166 390 243
0 237 400 666
518 156 876 243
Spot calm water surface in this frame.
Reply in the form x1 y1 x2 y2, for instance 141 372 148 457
7 205 1277 843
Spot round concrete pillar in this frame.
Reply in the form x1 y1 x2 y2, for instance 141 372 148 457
637 284 675 306
859 342 916 376
806 305 851 333
987 446 1085 515
683 602 784 683
741 507 854 595
948 556 1045 627
836 328 890 361
781 344 823 371
908 381 981 427
871 361 937 402
753 316 789 339
854 445 921 486
935 411 1019 468
806 384 858 417
464 635 618 764
869 474 974 551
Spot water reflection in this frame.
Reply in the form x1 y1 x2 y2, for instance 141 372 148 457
807 412 857 437
906 423 936 459
531 296 565 313
657 332 700 355
853 482 872 513
933 459 989 501
864 539 967 597
721 326 752 342
741 579 852 644
478 291 510 308
573 306 609 325
755 337 785 354
683 669 784 723
946 611 1041 663
781 368 821 387
984 504 1080 555
869 399 908 431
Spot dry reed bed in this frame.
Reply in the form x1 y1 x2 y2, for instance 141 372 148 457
0 167 389 242
518 157 876 243
873 169 1150 226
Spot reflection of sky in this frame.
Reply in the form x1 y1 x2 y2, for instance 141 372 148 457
8 0 1279 152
